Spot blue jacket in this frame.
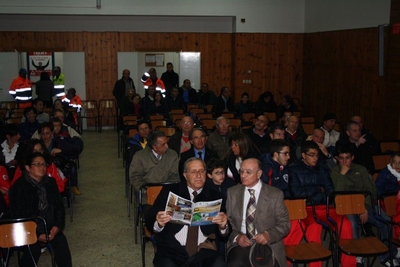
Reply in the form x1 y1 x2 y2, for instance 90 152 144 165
375 166 400 197
259 153 291 197
289 159 334 205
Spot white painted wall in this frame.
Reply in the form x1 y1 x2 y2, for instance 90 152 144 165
0 0 305 33
305 0 390 32
0 1 390 33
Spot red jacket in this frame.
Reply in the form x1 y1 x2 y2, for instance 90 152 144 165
141 73 166 95
0 166 10 206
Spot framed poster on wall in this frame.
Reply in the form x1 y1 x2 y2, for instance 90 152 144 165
145 54 164 66
27 52 54 83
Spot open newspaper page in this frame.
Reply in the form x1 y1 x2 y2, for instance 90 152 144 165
165 192 222 226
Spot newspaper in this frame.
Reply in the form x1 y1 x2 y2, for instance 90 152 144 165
165 192 222 226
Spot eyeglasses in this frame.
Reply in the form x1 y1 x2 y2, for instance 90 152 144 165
182 121 193 125
30 163 48 168
239 169 260 175
277 151 290 156
304 153 319 158
186 169 206 175
212 171 225 176
192 136 206 140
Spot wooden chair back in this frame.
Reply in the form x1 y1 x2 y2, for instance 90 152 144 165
147 186 163 205
156 126 176 137
0 101 18 110
302 123 315 135
284 199 307 220
383 195 397 217
200 118 216 131
221 112 235 119
301 116 315 123
373 154 391 171
170 109 184 115
151 120 167 129
197 113 213 120
293 111 301 117
380 141 400 153
229 118 242 131
171 113 186 123
242 112 256 123
0 221 37 248
335 194 365 215
190 108 205 117
264 112 276 122
187 104 199 111
0 108 9 120
6 117 22 124
123 115 138 126
149 114 164 121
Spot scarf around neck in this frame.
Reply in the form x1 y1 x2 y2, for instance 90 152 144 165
24 171 49 211
387 163 400 181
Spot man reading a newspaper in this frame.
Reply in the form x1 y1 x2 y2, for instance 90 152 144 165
146 157 229 267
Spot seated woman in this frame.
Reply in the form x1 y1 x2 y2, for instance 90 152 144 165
224 132 260 184
39 121 82 195
120 89 141 116
19 107 40 141
9 152 72 267
149 91 171 122
0 124 21 180
12 139 67 193
375 151 400 197
255 90 277 115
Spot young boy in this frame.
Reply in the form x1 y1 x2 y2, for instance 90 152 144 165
206 158 235 197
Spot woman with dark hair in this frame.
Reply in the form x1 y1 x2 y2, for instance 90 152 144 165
9 152 72 267
0 124 21 179
12 139 67 193
255 90 277 115
375 151 400 197
149 91 170 121
38 122 81 195
35 71 54 107
224 132 260 184
277 94 298 118
19 107 40 141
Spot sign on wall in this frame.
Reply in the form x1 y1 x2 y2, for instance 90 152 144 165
27 52 54 83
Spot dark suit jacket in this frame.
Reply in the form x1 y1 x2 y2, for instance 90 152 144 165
226 182 290 267
211 95 234 117
179 147 219 181
145 182 228 266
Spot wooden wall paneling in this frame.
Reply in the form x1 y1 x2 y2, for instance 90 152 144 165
302 28 396 140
